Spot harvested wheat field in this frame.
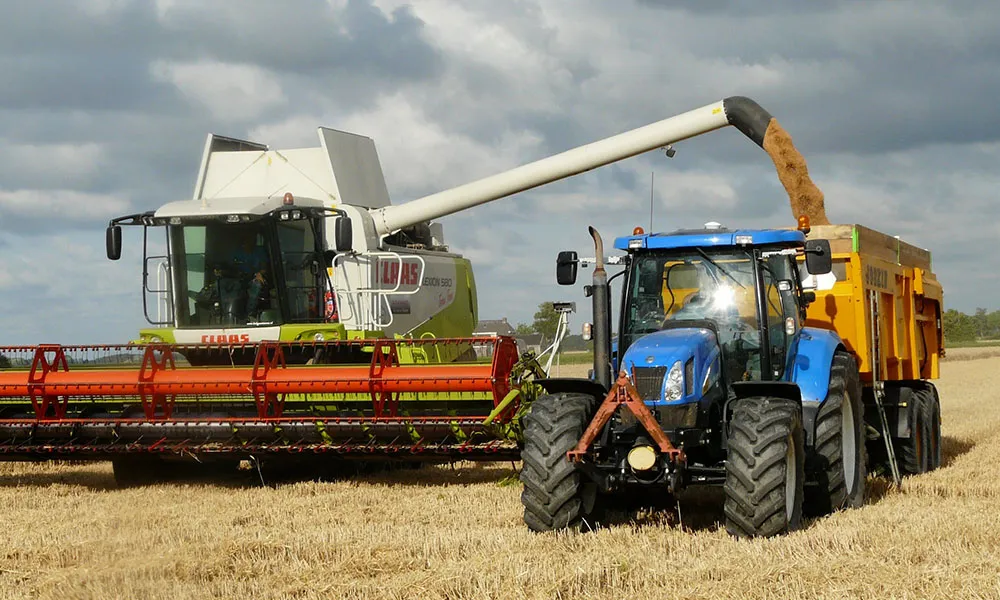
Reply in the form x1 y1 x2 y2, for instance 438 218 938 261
1 351 998 600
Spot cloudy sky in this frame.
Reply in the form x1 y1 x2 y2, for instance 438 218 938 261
0 0 997 344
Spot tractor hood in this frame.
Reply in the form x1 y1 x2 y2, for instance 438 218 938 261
621 326 721 405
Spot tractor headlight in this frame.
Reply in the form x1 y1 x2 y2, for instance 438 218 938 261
664 360 683 401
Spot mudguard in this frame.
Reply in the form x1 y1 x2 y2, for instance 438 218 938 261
535 377 608 401
787 327 845 445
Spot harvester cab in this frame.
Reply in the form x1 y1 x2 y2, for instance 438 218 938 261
105 128 478 363
109 196 346 328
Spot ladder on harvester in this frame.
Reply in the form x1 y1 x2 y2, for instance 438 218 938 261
331 251 426 331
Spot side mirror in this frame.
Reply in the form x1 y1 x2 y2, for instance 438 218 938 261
106 225 122 260
804 239 832 275
335 217 353 252
556 251 578 285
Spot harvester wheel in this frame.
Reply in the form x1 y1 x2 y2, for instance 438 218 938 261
112 456 164 488
520 392 597 532
897 387 932 475
724 395 804 538
804 351 866 516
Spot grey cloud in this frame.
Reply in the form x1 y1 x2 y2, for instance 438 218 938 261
158 0 442 80
635 0 829 16
0 54 178 112
0 0 997 340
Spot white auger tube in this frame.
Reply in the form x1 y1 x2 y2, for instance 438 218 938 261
371 97 774 236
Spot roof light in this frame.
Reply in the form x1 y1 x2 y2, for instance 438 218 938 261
705 221 722 230
283 192 294 206
797 215 811 234
633 226 645 235
169 217 181 225
628 239 643 249
735 235 753 245
226 214 240 223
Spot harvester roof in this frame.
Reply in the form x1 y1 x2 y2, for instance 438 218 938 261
155 194 328 219
613 227 805 251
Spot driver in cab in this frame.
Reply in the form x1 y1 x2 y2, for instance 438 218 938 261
227 229 269 316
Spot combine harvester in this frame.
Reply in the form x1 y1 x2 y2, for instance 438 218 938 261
0 97 943 537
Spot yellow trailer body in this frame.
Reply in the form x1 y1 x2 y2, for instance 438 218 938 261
804 224 943 384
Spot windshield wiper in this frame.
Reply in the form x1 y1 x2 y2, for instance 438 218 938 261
695 248 745 288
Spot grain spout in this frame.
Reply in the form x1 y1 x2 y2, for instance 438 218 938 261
762 118 829 225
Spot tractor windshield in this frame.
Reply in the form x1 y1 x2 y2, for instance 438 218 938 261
623 249 763 377
168 218 326 328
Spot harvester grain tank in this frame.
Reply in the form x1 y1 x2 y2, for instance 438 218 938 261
0 97 943 538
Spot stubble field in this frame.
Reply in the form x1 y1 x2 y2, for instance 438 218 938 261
1 349 999 599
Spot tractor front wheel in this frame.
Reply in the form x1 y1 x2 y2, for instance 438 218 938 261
724 395 804 538
520 392 598 532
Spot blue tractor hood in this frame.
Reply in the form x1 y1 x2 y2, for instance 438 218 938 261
620 326 721 405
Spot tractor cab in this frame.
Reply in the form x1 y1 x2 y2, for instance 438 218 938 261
615 225 825 392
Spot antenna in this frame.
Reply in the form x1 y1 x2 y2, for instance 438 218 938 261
649 171 654 232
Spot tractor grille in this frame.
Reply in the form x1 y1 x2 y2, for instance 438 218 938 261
632 366 667 401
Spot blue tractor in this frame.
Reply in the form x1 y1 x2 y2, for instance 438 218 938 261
520 223 865 537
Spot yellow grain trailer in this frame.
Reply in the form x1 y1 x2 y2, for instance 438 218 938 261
805 224 943 478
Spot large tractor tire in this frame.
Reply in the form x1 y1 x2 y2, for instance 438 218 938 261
804 351 866 516
898 386 939 475
520 392 598 532
724 396 805 538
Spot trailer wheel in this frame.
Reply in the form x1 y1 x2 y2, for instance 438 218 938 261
724 395 804 538
804 352 866 516
922 387 942 470
897 387 932 475
520 392 598 532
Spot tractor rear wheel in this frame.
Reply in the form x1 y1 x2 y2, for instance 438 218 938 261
724 395 804 538
897 387 932 475
804 351 866 516
520 392 598 532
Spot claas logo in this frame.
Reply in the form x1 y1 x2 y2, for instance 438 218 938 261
201 334 252 344
381 261 421 286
